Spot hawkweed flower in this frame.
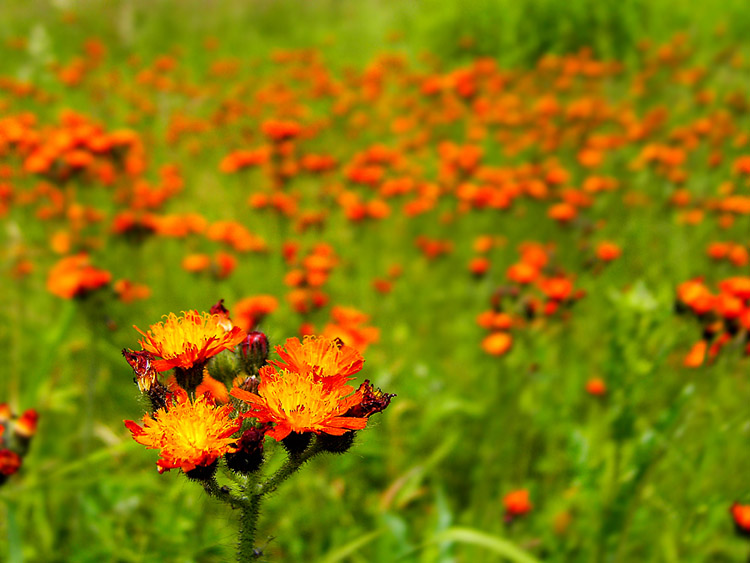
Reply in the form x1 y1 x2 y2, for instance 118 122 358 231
231 366 369 441
0 449 22 486
319 379 395 454
124 304 392 558
135 310 246 393
504 489 533 523
225 425 268 475
731 502 750 538
0 403 39 485
271 335 364 387
125 388 241 478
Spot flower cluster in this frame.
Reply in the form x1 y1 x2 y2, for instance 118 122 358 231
675 276 750 367
123 302 393 478
0 403 39 486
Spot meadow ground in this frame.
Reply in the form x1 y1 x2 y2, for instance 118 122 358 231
3 1 750 561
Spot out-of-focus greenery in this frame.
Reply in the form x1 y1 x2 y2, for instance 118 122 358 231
2 1 750 561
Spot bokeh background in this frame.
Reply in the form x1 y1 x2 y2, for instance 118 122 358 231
3 0 750 561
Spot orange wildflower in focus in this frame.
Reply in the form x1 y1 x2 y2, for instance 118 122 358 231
271 336 364 386
504 489 532 520
196 373 230 403
481 332 513 356
46 254 111 299
135 311 246 373
231 367 368 441
124 389 240 474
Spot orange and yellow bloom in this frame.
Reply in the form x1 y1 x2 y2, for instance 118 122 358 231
231 366 368 441
135 310 246 373
125 389 241 474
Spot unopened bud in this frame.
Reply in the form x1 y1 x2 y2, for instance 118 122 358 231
317 431 355 454
282 431 311 456
226 426 267 474
207 349 241 386
239 331 269 375
0 449 22 486
184 460 218 482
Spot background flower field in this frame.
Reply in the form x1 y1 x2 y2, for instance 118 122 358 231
3 0 750 561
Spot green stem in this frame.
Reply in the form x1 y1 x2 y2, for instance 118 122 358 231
237 494 262 561
256 441 322 497
204 440 323 560
202 477 245 509
6 498 22 563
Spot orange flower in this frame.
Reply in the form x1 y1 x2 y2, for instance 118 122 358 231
731 502 750 536
504 489 532 520
507 262 539 284
469 257 490 277
14 409 39 439
234 295 279 331
271 336 364 387
548 202 577 223
596 241 621 262
0 449 22 478
481 332 513 356
114 279 151 303
683 340 707 368
125 389 240 474
231 367 368 441
585 377 607 396
181 253 211 273
46 254 111 299
135 311 246 373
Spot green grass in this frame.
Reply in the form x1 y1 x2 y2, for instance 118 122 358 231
2 1 750 561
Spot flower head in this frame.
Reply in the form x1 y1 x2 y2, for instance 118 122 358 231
231 366 368 441
135 310 246 373
0 449 21 478
124 389 241 474
504 489 532 522
46 254 111 299
271 336 364 387
732 502 750 538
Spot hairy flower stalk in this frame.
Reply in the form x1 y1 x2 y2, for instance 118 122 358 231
123 306 393 560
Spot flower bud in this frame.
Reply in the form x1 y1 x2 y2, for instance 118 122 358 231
282 431 311 456
345 380 395 419
226 426 266 474
207 349 241 386
239 331 269 375
184 460 218 482
317 431 355 454
0 449 22 487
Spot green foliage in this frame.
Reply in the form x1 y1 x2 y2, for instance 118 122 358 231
2 1 750 562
